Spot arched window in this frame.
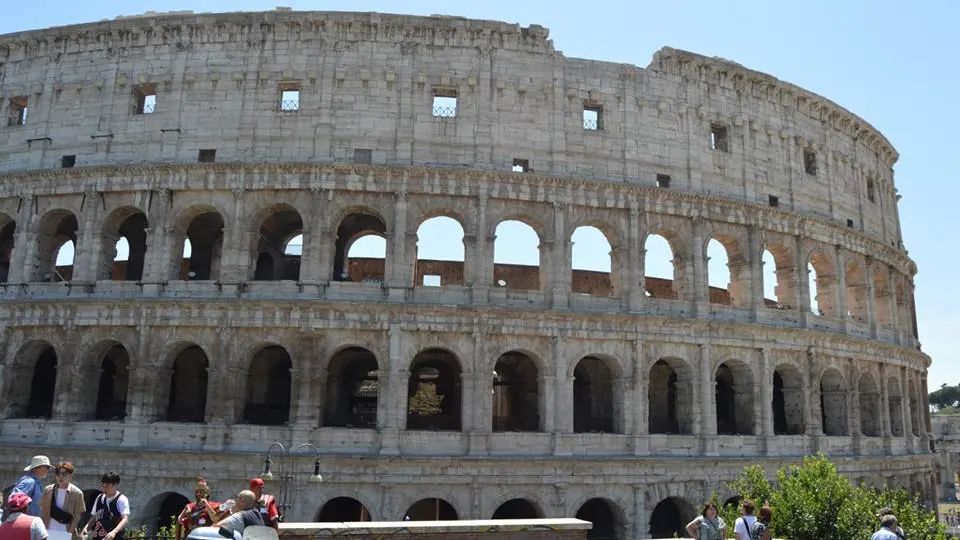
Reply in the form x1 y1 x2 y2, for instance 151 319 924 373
492 351 539 432
180 211 224 280
243 346 292 425
573 356 617 433
492 499 542 520
715 361 754 435
772 365 805 435
324 347 379 429
493 220 540 290
0 218 17 283
576 499 624 540
100 208 148 281
407 349 461 431
333 212 387 283
643 234 677 299
820 369 848 436
404 499 457 521
34 210 78 282
167 346 209 423
649 358 693 434
253 206 303 281
571 226 614 296
649 497 697 539
316 498 371 522
415 216 465 287
95 345 130 421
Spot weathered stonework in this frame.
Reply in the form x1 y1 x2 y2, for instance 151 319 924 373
0 9 936 540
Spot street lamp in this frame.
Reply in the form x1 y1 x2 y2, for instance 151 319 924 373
260 441 325 519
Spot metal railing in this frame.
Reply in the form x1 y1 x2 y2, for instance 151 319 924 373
280 100 300 112
583 118 599 130
142 102 156 114
432 106 456 118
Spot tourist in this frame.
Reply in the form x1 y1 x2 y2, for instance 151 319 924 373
11 456 53 517
81 473 129 540
877 507 907 538
39 462 84 540
732 499 757 540
246 479 279 531
685 503 726 540
748 505 772 540
174 478 222 540
872 513 901 540
213 491 263 537
0 493 48 540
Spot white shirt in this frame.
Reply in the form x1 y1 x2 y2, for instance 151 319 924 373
47 489 69 533
92 493 130 516
734 516 757 540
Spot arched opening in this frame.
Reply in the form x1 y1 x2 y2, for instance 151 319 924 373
0 218 17 283
333 211 387 283
95 344 130 421
407 349 462 431
707 236 748 308
33 210 78 282
808 252 837 317
571 226 614 296
27 346 58 418
859 373 880 437
762 244 796 309
166 345 209 423
316 497 371 522
573 356 617 433
492 351 540 432
888 377 904 437
180 211 224 280
845 261 869 322
415 216 465 287
253 207 303 281
493 220 541 290
243 346 292 425
643 233 679 299
820 368 848 436
143 492 190 531
492 499 542 520
576 498 623 540
2 342 58 419
324 347 379 429
873 271 893 328
773 365 805 435
649 497 696 538
648 358 693 434
100 208 148 281
715 361 754 435
404 498 457 521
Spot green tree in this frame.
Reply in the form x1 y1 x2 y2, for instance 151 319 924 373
408 383 444 416
929 384 960 412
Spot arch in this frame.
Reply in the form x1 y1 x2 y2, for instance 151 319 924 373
808 250 837 317
648 358 694 435
888 376 904 437
649 496 697 538
858 372 881 437
571 225 616 297
493 351 540 432
705 234 748 308
492 498 542 520
33 209 78 282
99 206 149 281
26 345 58 419
761 242 796 310
243 345 293 425
252 205 304 281
575 498 625 540
773 363 805 435
166 345 209 423
715 360 755 436
404 498 458 521
407 348 462 431
573 356 618 434
179 210 224 280
94 343 131 421
820 368 848 436
845 260 869 322
143 492 190 531
2 340 58 419
0 218 16 283
316 497 371 522
334 210 387 283
493 220 541 291
415 216 466 287
643 232 680 299
324 347 379 429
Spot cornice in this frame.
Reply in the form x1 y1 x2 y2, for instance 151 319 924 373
0 162 917 276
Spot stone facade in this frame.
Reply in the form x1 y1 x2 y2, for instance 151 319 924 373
0 9 936 540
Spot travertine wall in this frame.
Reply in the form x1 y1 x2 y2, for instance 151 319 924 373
0 9 936 540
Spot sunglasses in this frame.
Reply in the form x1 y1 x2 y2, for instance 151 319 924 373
55 471 72 476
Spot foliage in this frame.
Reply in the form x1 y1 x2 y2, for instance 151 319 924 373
126 521 176 540
933 406 960 416
720 454 947 540
408 383 444 416
929 384 960 412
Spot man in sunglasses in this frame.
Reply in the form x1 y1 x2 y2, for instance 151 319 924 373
40 463 85 540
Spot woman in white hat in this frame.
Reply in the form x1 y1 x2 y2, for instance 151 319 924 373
11 457 52 517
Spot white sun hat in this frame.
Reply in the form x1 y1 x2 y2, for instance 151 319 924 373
24 455 51 471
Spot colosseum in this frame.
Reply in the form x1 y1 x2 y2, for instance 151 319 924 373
0 8 937 539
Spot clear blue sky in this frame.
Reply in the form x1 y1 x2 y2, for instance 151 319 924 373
7 0 957 388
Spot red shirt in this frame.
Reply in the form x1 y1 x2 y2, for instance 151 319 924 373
0 515 34 540
178 501 220 530
257 495 279 523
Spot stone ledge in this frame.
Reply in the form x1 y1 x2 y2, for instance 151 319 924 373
280 518 591 536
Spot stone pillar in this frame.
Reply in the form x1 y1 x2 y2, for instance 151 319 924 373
553 336 573 456
471 195 490 304
806 348 823 453
748 227 764 319
834 245 848 324
144 189 174 282
221 189 247 282
462 234 477 287
550 202 567 308
387 192 409 289
5 198 33 283
758 348 774 446
699 344 716 455
865 258 878 335
299 189 326 284
70 190 100 283
627 207 645 312
379 324 405 455
632 338 648 455
460 371 477 433
848 361 862 454
795 235 811 327
691 219 708 310
879 363 891 439
540 374 556 434
632 485 648 540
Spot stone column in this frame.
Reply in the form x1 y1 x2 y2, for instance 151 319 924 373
378 324 405 455
632 485 648 540
691 219 708 311
5 198 33 283
549 202 567 308
865 258 878 335
471 195 490 304
699 344 716 455
848 361 862 454
758 348 774 448
387 192 409 290
460 371 477 433
70 190 100 283
795 235 811 327
462 234 477 287
805 348 823 453
298 188 326 284
144 188 174 283
553 336 573 456
221 189 248 282
748 227 765 318
632 338 648 455
834 246 848 325
540 374 556 434
879 363 891 440
627 207 645 312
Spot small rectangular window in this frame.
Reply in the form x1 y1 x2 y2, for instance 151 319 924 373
133 85 156 115
198 149 216 163
512 158 530 173
846 218 855 228
656 174 671 188
803 149 818 175
61 155 76 169
280 82 300 112
423 275 442 287
710 124 729 152
8 96 28 126
867 179 876 203
432 88 457 118
353 148 372 164
768 195 779 207
583 104 602 131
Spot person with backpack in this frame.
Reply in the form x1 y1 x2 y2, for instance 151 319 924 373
80 473 128 540
0 493 48 540
748 505 772 540
733 500 757 540
685 503 726 540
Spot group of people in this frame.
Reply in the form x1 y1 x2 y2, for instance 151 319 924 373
0 455 281 540
941 507 960 527
0 456 129 540
684 499 906 540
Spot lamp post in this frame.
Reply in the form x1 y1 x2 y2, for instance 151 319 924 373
260 441 324 520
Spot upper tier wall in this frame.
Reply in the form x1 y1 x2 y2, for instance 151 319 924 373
0 10 903 248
